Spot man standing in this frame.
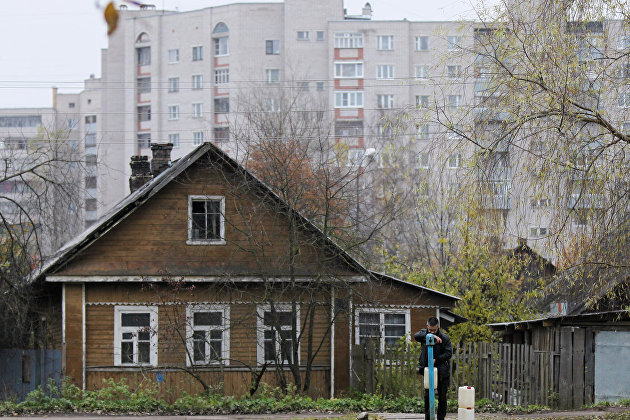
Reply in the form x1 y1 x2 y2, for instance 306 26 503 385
414 317 452 420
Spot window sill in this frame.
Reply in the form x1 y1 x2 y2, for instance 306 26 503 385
186 239 226 246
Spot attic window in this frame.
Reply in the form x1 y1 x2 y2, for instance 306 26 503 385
187 195 226 245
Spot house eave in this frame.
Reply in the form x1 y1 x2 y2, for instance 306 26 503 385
46 275 368 283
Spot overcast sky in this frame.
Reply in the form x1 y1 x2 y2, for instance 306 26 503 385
0 0 488 109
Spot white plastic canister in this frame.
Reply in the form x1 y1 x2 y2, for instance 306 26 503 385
458 386 475 409
458 407 475 420
423 367 438 389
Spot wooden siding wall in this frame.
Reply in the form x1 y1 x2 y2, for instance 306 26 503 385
55 162 356 278
81 282 332 398
64 284 83 387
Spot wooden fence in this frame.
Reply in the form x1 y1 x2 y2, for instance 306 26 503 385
351 341 560 406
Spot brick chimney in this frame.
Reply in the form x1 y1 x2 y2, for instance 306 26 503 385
150 143 173 177
129 155 152 193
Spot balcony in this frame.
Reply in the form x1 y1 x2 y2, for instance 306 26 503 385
567 193 604 209
480 180 511 210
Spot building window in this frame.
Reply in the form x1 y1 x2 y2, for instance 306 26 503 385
334 32 363 48
416 152 430 168
137 106 151 122
67 119 78 130
137 133 151 149
266 40 280 55
214 98 229 114
266 69 280 83
193 131 204 145
447 65 462 78
618 92 630 107
448 95 463 108
192 45 203 61
0 115 42 128
192 103 203 118
416 124 430 139
214 127 229 142
377 124 394 140
448 153 462 168
416 95 430 107
137 47 151 66
377 35 394 50
168 105 179 120
168 133 180 148
334 91 364 108
334 62 364 78
188 195 225 244
137 77 151 93
257 304 299 365
297 31 309 41
617 35 630 50
336 121 363 137
316 31 325 41
530 198 551 209
354 308 410 353
215 68 229 84
447 35 462 50
376 65 394 80
69 102 75 108
264 98 279 112
186 305 229 366
297 81 309 91
85 176 97 189
529 226 548 237
316 82 325 91
168 49 179 63
377 94 394 109
214 37 229 56
192 74 203 90
114 306 158 366
168 77 180 93
85 133 97 147
414 65 429 80
415 36 429 51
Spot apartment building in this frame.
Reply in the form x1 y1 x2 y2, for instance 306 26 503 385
5 0 628 261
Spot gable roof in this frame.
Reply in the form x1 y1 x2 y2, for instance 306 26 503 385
33 142 459 303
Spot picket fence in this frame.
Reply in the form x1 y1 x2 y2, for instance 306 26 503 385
350 341 558 406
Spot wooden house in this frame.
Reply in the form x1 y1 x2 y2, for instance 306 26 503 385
31 142 460 398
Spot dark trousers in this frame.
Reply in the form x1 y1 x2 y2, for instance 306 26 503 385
424 375 449 420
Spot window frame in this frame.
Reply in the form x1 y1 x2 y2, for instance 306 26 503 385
414 65 429 80
168 77 180 93
192 45 203 61
377 94 394 109
376 64 395 80
213 36 229 57
186 304 230 366
415 36 429 51
334 32 363 48
334 91 364 108
448 153 462 168
192 74 203 90
187 195 226 245
192 102 203 118
447 35 462 51
168 133 180 148
168 48 179 64
334 62 364 78
377 35 394 51
193 131 204 145
266 40 280 55
168 105 180 121
266 69 280 83
214 68 230 84
297 31 310 41
256 304 300 365
113 305 158 367
354 307 411 354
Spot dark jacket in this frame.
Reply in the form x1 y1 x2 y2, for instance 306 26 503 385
414 328 452 378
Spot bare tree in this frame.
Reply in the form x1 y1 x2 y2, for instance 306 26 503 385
0 125 83 346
